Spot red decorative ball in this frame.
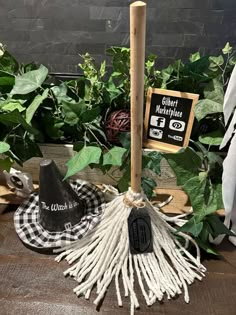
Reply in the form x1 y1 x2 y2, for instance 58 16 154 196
104 109 130 144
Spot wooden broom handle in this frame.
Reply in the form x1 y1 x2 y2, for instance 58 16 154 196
130 1 146 193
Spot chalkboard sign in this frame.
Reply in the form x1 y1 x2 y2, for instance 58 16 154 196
144 88 199 152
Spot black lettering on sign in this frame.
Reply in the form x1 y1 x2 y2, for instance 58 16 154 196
144 88 199 153
128 208 153 254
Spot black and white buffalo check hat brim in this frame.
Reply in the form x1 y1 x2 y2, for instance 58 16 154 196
14 180 105 249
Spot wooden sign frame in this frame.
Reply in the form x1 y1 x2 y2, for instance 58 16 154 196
143 88 199 153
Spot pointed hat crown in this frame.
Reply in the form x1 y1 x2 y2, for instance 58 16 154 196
38 159 85 232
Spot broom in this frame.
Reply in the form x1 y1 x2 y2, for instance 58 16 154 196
55 2 206 313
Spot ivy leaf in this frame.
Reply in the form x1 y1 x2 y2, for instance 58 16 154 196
141 176 157 199
46 121 64 140
107 46 130 75
183 56 209 82
183 176 218 217
203 78 224 105
222 42 233 55
212 183 224 210
207 151 223 167
195 220 220 254
199 130 224 146
61 100 86 126
208 157 223 185
0 50 19 74
0 76 15 91
64 146 102 179
51 83 72 104
81 106 101 123
199 221 212 243
189 51 201 63
0 100 25 112
117 167 130 193
75 78 86 99
229 56 236 66
209 55 224 71
103 146 127 166
26 88 49 123
22 62 38 73
40 113 64 140
0 141 10 154
99 60 106 78
194 99 223 121
62 109 79 125
73 141 99 153
10 64 48 95
0 157 13 172
103 78 122 104
7 134 42 163
145 53 157 75
161 64 174 88
73 141 86 152
163 147 202 186
183 176 207 214
206 215 236 238
0 109 38 135
62 99 94 123
119 132 131 150
179 217 203 237
196 238 219 255
142 151 162 175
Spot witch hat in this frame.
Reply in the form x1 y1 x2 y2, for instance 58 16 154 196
38 159 85 232
14 159 105 250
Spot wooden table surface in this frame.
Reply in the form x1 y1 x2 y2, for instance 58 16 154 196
0 197 236 315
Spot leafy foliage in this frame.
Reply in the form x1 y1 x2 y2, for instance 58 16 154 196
0 141 10 154
193 43 235 146
163 147 202 186
103 146 127 166
10 64 48 95
64 146 102 179
163 143 228 253
0 42 235 253
144 42 235 147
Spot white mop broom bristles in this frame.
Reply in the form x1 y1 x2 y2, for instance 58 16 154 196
55 188 206 315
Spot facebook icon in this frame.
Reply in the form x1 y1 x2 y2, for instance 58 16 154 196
150 116 166 128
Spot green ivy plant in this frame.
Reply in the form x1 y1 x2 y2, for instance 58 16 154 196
153 42 236 147
193 43 236 147
78 52 122 109
63 47 162 191
0 42 235 254
0 45 109 170
163 143 234 254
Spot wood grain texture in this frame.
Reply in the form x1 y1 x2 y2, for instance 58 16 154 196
1 144 180 189
0 207 235 315
130 1 146 193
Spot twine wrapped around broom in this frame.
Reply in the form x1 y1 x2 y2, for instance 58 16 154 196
55 2 206 314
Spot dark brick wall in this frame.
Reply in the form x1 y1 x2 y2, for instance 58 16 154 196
0 0 235 73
